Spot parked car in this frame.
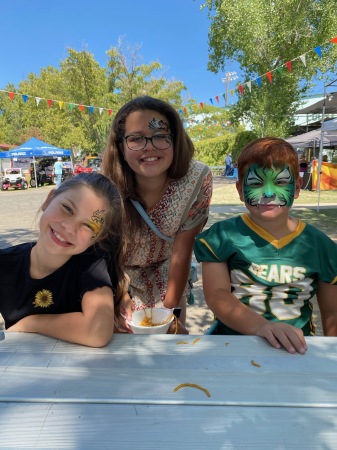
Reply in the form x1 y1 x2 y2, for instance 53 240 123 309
1 168 28 190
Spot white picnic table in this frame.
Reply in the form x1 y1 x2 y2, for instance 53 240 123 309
1 332 337 449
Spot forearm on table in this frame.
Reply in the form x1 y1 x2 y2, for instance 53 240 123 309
320 313 337 336
9 306 115 347
317 283 337 336
206 289 270 335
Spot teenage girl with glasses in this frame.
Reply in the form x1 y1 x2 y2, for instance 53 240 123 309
102 96 212 332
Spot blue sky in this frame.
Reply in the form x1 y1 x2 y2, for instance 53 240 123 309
0 0 242 107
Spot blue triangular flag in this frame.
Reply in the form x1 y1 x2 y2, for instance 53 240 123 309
314 46 322 58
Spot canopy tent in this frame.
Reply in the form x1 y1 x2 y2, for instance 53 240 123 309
322 117 337 131
0 138 72 189
0 137 71 158
285 118 337 210
285 127 337 148
296 92 337 115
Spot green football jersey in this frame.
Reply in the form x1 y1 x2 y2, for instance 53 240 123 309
194 213 337 335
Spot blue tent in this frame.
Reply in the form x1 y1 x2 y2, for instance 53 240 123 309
0 137 71 158
0 138 72 189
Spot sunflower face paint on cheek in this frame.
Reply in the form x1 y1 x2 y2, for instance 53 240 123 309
89 210 105 239
243 164 296 207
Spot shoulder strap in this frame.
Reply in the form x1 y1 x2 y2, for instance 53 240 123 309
130 199 174 243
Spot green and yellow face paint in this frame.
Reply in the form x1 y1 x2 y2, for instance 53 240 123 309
243 164 296 208
89 209 105 239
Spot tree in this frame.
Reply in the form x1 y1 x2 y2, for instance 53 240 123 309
201 0 337 136
0 43 187 154
232 131 258 162
184 104 234 141
106 38 186 107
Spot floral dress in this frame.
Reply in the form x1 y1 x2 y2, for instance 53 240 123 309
124 159 212 312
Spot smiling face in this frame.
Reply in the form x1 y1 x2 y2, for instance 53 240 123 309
122 109 174 181
38 185 107 257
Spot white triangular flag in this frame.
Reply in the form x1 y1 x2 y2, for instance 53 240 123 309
300 55 306 67
246 81 252 92
35 97 41 106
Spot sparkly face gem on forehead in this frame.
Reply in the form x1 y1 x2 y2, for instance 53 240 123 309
148 117 169 132
243 164 296 208
90 209 105 239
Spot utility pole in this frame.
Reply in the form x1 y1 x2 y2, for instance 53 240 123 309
221 71 238 106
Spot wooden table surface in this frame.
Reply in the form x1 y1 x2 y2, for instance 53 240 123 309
1 332 337 449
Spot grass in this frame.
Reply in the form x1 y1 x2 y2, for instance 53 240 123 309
210 180 337 240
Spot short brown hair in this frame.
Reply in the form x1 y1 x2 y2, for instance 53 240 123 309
237 137 299 181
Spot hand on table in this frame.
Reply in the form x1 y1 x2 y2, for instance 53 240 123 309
256 322 307 354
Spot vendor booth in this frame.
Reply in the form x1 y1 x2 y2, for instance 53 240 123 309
311 159 337 190
0 138 72 188
286 118 337 192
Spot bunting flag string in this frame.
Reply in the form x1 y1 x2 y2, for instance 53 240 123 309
1 35 336 121
202 35 337 111
0 89 114 116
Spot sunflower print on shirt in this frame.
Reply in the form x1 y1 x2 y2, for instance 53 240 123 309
33 289 54 308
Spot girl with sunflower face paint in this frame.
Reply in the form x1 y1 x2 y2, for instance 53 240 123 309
0 173 128 347
195 137 337 354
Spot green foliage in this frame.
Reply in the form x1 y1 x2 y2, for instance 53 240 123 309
202 0 337 136
184 104 235 141
0 43 187 155
232 131 258 161
194 134 235 166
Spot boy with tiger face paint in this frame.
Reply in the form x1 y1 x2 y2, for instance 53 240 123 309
237 138 302 224
195 137 337 354
242 164 296 207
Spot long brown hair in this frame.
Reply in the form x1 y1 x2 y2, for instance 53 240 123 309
44 172 128 315
101 96 195 238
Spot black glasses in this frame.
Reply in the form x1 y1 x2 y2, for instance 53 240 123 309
123 134 173 151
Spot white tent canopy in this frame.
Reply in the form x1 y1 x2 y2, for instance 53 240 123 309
322 117 337 131
285 118 337 148
285 118 337 212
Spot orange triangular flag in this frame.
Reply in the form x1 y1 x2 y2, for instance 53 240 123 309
79 104 85 112
9 92 15 101
266 71 273 83
330 37 337 44
108 109 112 116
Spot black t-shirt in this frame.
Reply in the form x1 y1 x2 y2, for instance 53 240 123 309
0 242 114 328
